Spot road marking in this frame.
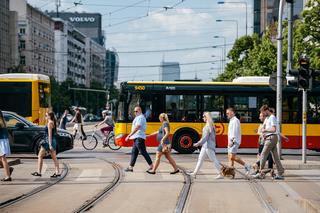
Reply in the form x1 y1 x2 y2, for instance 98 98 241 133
278 182 302 200
75 169 102 182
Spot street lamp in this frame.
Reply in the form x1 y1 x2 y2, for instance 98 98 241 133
216 19 239 39
213 36 226 72
218 1 248 36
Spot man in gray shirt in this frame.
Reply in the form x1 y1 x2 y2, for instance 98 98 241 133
124 106 153 172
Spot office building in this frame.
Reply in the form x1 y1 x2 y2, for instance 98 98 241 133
159 62 180 81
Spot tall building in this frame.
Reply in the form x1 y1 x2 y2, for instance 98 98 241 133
105 48 119 89
53 18 87 86
10 0 55 76
159 62 180 81
253 0 304 34
86 39 106 88
0 0 11 73
48 12 104 45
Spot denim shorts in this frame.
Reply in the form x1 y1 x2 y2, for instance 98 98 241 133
41 137 57 151
157 142 170 153
228 143 240 154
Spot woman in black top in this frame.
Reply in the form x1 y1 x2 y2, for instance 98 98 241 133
32 111 60 178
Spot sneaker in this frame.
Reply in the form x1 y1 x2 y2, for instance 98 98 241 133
1 177 12 182
187 172 196 178
245 165 251 175
215 174 224 179
252 173 264 179
124 167 133 172
273 175 284 180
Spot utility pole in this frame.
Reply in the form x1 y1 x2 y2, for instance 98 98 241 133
55 0 61 17
276 0 285 159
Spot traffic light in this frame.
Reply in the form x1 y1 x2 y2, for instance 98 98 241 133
297 57 312 90
288 69 299 87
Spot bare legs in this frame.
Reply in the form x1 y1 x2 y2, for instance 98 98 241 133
0 155 10 178
228 153 245 167
150 152 178 173
36 147 60 175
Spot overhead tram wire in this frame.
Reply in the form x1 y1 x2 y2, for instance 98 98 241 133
105 0 186 28
107 0 148 15
118 59 221 68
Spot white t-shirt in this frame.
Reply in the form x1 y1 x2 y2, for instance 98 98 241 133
228 116 241 145
263 114 278 137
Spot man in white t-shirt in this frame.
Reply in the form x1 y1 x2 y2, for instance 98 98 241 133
226 107 251 175
253 105 285 180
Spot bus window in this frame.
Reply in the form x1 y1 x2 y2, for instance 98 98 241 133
283 96 299 123
227 96 258 123
39 83 50 108
308 96 320 124
166 95 197 122
203 95 224 122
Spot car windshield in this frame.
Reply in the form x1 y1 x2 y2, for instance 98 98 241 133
4 112 35 127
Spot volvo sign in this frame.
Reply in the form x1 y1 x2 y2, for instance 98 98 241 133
69 17 96 23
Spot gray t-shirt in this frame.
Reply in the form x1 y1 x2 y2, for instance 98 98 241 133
104 116 114 127
157 122 170 144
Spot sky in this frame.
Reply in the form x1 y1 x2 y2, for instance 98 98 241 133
27 0 254 82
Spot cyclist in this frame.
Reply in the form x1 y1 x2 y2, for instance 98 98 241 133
95 110 114 147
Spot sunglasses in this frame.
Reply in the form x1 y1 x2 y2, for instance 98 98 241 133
134 110 138 113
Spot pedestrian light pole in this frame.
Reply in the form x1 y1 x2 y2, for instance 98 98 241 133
217 1 248 36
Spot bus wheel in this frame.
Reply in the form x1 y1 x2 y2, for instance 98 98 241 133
174 131 198 154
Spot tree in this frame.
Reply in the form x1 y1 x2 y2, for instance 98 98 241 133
293 0 320 69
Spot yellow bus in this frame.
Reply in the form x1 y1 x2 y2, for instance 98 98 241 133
115 79 320 153
0 73 50 125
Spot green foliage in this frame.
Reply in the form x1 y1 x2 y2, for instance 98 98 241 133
50 78 119 115
216 1 320 81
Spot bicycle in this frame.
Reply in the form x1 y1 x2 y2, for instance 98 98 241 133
80 127 121 151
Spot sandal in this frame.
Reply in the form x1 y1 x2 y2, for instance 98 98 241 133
50 173 61 178
146 170 156 175
31 172 42 177
170 169 180 175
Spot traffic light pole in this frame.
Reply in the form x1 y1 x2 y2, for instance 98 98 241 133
302 90 307 163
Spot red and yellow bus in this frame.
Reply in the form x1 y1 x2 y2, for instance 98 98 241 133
0 73 51 125
115 78 320 153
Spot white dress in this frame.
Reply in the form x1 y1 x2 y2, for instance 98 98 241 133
0 128 11 156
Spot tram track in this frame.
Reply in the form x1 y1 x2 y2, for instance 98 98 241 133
73 159 123 213
180 154 277 213
174 166 192 213
0 162 70 209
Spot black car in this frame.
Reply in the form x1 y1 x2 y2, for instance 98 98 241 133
3 111 73 154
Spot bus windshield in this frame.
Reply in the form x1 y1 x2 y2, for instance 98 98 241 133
0 82 32 117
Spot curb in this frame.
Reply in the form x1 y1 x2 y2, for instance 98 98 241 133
283 163 320 170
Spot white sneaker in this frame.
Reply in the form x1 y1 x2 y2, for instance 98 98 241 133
215 174 224 179
245 165 251 175
252 173 264 179
187 172 196 178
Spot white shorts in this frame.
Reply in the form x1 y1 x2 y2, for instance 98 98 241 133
228 143 240 154
73 123 80 131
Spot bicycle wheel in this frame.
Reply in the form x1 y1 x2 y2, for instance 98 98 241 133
82 135 98 150
107 133 121 150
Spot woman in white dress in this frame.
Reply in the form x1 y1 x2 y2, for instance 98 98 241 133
189 112 223 179
0 110 13 181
